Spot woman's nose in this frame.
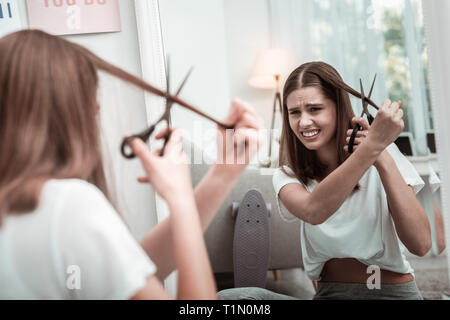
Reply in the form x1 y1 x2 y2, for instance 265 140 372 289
299 114 313 129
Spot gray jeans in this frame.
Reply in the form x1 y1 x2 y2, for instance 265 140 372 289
314 281 423 300
218 281 423 300
218 287 300 300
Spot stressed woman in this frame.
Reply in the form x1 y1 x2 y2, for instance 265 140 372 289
272 62 431 300
0 30 263 300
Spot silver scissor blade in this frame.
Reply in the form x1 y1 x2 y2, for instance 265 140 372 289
367 74 377 98
175 67 194 96
165 55 170 93
165 66 193 128
360 79 366 108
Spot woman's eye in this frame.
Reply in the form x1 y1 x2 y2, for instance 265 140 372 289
310 108 321 112
289 110 300 115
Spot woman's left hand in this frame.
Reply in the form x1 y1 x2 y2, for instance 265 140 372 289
216 98 265 173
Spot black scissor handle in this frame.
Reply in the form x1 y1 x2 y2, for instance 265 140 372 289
121 133 171 159
158 128 172 157
121 135 141 159
121 122 173 159
348 114 375 154
348 124 362 154
121 124 156 159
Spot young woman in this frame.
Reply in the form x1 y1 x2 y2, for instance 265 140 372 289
271 61 432 300
0 30 263 300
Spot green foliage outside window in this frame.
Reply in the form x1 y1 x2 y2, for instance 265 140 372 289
381 1 432 132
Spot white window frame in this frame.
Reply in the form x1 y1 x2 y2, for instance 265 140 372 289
133 0 177 297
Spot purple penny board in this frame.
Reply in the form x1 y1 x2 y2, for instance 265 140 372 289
233 189 270 288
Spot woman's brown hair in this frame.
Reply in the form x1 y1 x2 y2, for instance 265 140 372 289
279 61 372 186
0 30 175 224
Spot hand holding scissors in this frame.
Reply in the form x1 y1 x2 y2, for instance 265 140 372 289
346 74 404 154
347 75 378 154
121 58 233 159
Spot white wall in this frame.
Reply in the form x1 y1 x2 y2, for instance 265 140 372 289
15 0 158 241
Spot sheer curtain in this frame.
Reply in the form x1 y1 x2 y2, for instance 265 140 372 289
269 0 431 156
403 0 432 155
270 0 387 113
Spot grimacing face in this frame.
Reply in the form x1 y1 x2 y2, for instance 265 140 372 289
286 86 337 151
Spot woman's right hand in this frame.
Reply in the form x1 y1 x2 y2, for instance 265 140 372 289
129 128 193 202
365 99 404 153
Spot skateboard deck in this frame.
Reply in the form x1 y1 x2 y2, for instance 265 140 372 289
233 189 270 288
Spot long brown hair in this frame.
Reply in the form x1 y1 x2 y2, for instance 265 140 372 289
279 61 370 186
0 30 173 224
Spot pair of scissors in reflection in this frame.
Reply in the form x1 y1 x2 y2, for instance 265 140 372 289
121 59 234 159
347 74 380 154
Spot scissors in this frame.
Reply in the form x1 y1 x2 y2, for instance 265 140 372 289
121 58 233 159
347 74 379 154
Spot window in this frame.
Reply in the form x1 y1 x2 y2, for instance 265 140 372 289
271 0 433 155
377 0 433 148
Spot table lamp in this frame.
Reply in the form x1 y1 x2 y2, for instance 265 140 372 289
248 48 295 167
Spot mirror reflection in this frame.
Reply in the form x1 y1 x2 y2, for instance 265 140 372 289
159 0 449 300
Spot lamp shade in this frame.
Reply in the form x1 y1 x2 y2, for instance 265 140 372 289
248 48 295 89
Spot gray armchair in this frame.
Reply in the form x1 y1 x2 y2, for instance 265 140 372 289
186 141 315 298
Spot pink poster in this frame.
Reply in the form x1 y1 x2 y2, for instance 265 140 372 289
26 0 121 35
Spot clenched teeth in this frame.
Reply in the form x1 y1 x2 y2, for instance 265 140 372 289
302 130 320 137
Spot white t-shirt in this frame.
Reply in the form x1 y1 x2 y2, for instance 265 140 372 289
0 179 156 299
273 144 426 280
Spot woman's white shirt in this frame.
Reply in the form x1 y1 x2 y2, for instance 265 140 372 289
273 144 426 280
0 179 156 300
